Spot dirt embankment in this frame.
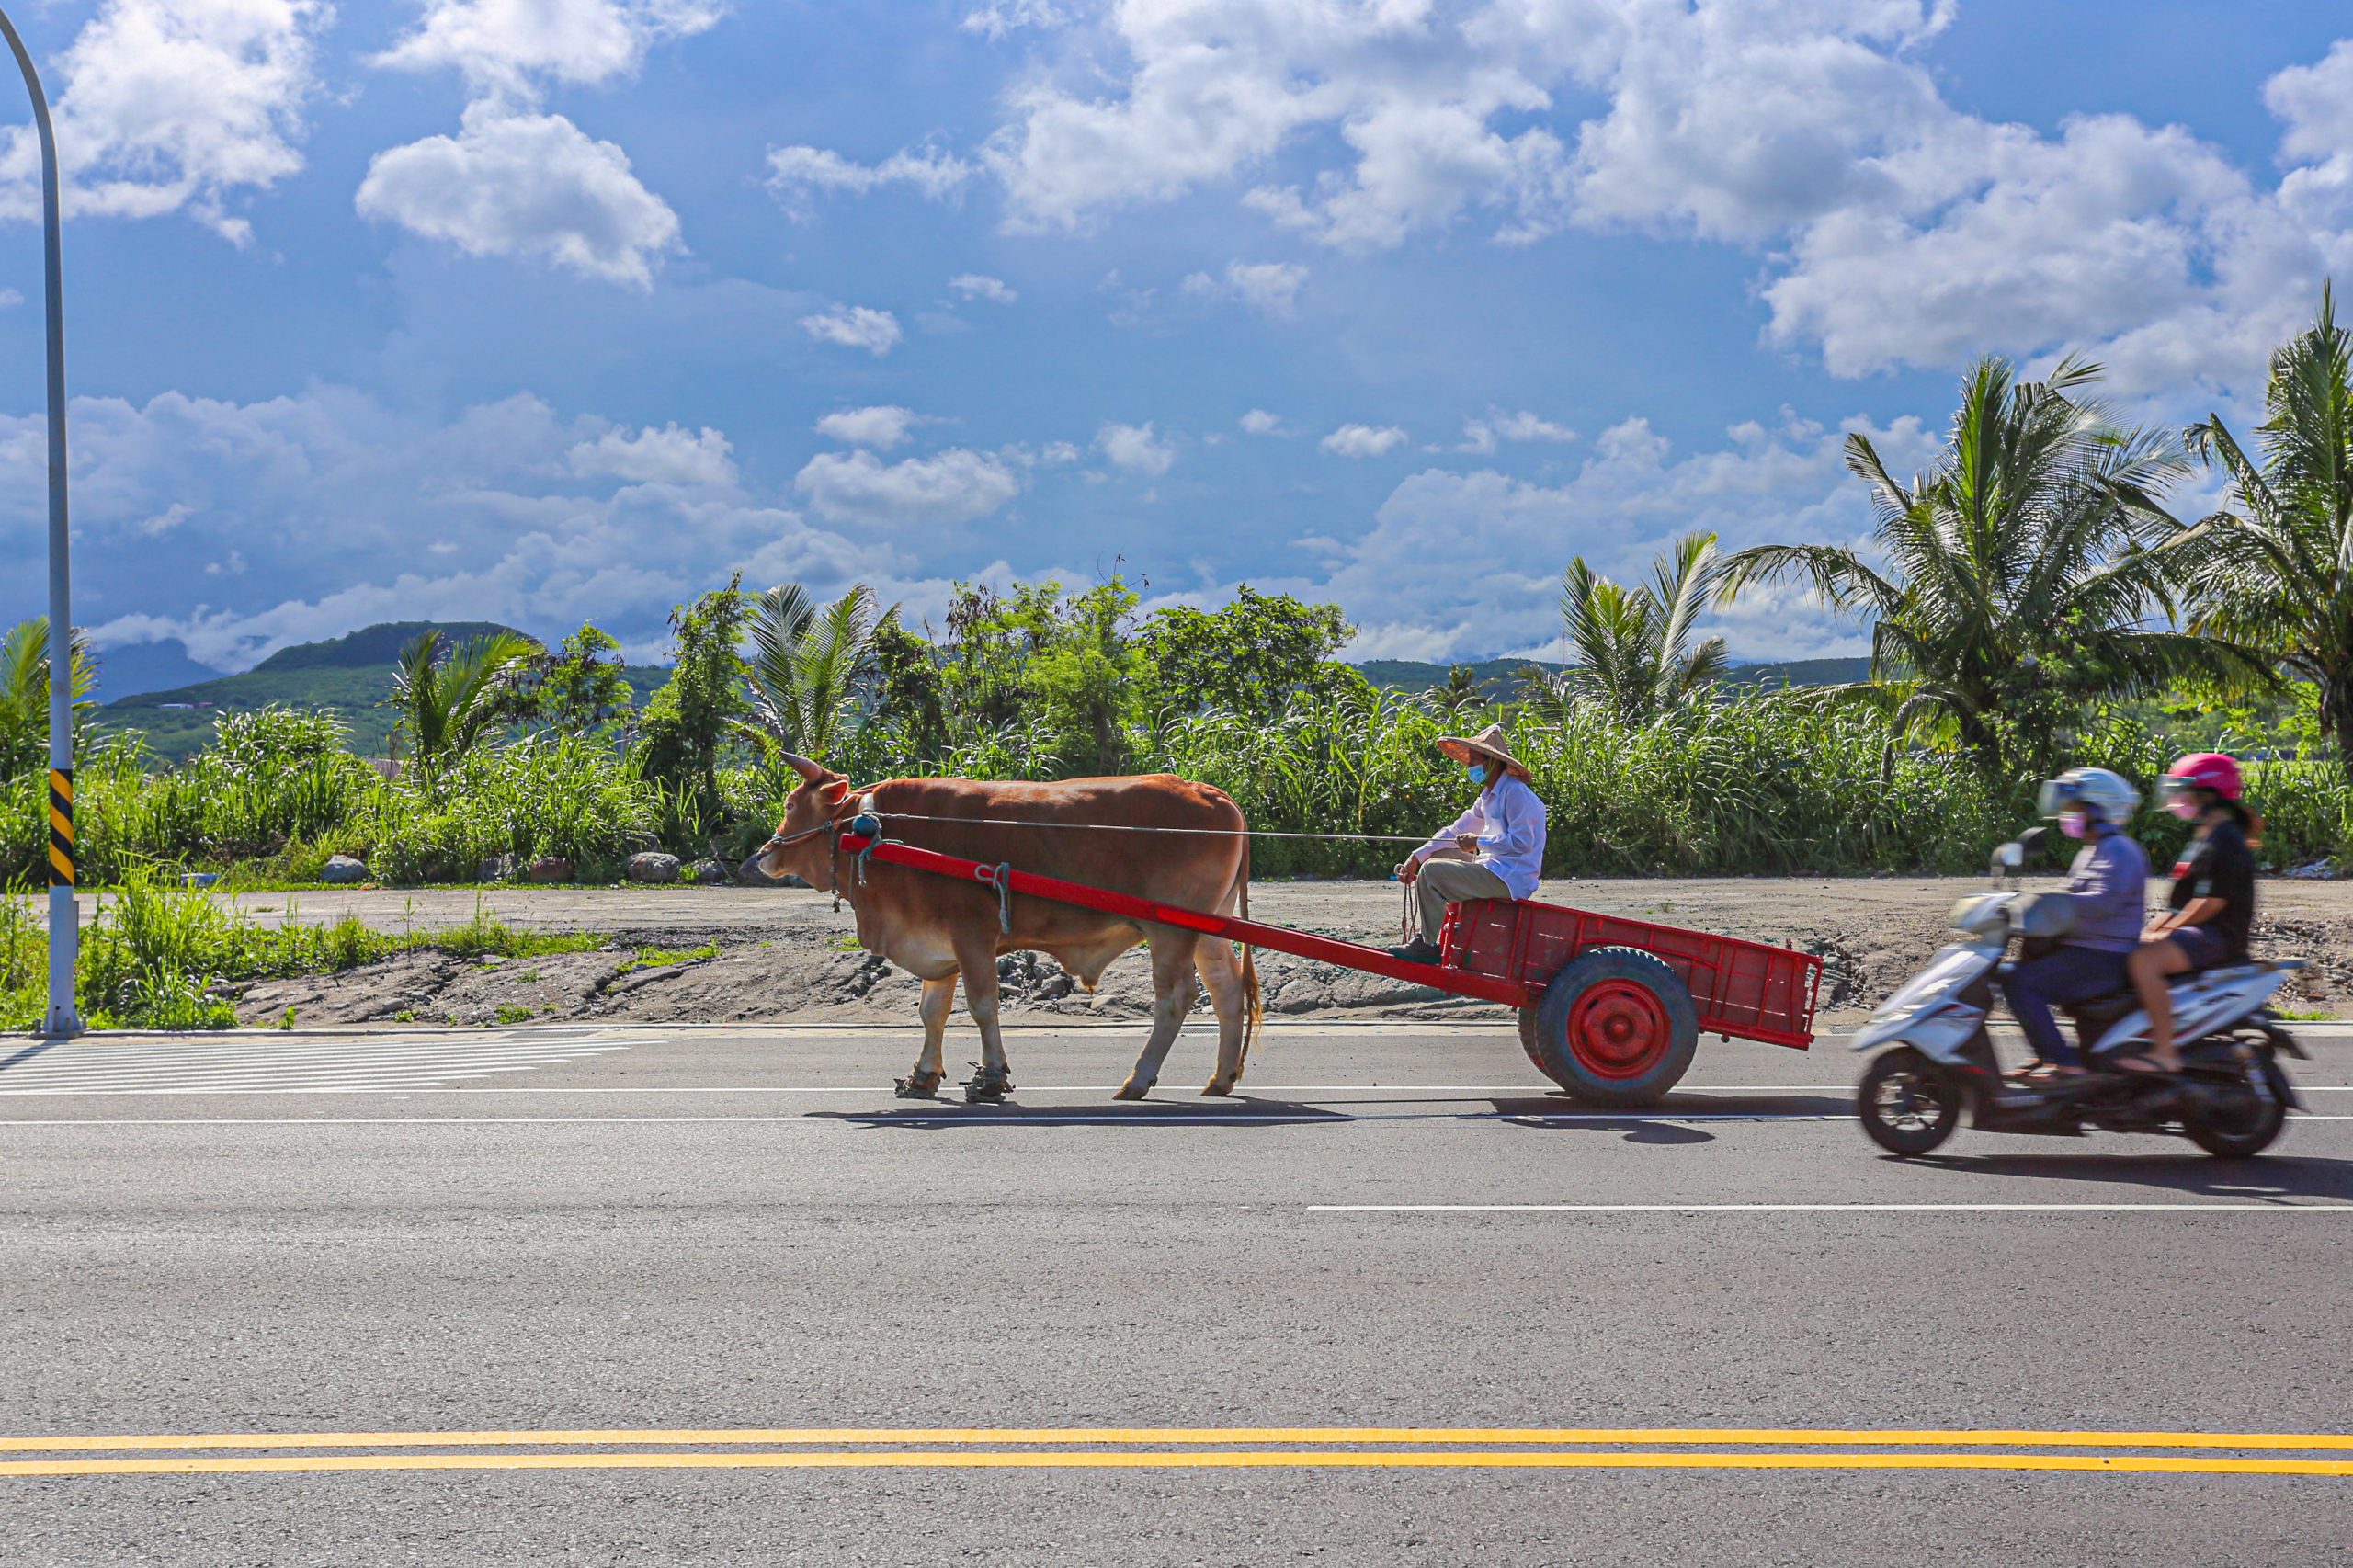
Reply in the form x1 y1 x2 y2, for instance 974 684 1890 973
212 878 2353 1031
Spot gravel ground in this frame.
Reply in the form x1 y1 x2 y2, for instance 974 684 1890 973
38 875 2323 1031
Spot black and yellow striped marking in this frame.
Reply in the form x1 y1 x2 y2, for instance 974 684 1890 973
46 767 72 889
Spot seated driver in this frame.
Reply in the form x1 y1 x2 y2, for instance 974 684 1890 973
1389 723 1547 965
1997 767 2149 1081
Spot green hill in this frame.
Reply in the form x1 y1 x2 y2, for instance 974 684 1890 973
1353 655 1870 698
98 621 667 763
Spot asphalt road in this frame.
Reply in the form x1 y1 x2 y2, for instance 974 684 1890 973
3 1021 2350 1565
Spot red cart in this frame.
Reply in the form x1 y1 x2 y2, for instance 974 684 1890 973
836 826 1823 1105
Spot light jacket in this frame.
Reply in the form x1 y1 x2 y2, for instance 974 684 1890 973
2063 823 2149 953
1413 774 1548 900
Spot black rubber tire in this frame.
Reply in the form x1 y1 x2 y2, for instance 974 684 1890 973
2185 1076 2287 1159
1522 947 1699 1106
1856 1047 1961 1156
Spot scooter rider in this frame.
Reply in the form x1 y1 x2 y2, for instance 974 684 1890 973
1997 767 2149 1080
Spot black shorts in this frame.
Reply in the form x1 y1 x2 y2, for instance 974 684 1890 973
2167 924 2234 971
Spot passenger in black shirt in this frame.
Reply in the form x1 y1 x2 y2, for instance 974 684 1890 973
2122 753 2261 1073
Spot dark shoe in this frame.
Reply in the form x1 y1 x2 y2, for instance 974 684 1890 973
1386 938 1443 965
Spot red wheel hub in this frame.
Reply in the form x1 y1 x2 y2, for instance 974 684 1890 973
1566 979 1673 1080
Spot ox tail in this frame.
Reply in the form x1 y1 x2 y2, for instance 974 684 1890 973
1234 835 1260 1080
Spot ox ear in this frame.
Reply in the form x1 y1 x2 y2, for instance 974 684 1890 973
817 780 852 807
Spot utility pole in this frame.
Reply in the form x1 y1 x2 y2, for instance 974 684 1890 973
0 8 79 1036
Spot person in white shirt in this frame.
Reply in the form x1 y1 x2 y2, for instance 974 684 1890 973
1388 722 1548 964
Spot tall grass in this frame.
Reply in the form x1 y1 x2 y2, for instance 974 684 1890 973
8 691 2353 891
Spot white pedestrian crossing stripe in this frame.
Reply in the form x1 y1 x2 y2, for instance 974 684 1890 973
0 1029 634 1095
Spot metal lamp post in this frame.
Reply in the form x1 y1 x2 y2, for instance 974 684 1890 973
0 7 78 1036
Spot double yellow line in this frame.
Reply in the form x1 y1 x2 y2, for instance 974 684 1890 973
4 1426 2350 1479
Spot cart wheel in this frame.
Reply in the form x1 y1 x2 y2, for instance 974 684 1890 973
1522 947 1698 1106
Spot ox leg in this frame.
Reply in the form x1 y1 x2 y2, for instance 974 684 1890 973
1195 937 1247 1096
897 975 956 1097
1115 932 1200 1101
953 935 1012 1090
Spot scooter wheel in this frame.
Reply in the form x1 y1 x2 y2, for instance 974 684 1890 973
2185 1081 2286 1159
1858 1048 1961 1156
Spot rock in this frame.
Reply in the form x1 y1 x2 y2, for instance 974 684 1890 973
478 854 518 881
627 851 682 884
688 857 730 884
319 856 369 885
528 856 574 884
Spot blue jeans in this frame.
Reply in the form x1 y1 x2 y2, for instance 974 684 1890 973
2000 946 2131 1067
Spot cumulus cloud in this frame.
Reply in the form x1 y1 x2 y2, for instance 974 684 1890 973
0 385 905 672
1458 409 1578 453
765 144 977 220
793 448 1020 526
1180 260 1308 316
800 304 903 356
1095 421 1176 475
356 102 685 286
375 0 724 94
815 405 922 448
1322 423 1407 458
961 0 1069 39
1322 409 1938 662
1239 409 1284 435
567 423 736 486
949 273 1018 304
0 0 331 240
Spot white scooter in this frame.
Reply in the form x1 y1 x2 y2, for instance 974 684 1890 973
1851 830 2306 1157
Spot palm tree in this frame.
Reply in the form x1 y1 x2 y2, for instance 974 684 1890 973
0 616 97 779
390 628 539 781
1720 356 2259 773
2175 286 2353 781
1524 531 1730 726
742 582 881 764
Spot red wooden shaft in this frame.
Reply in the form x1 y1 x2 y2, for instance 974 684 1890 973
839 833 1533 1008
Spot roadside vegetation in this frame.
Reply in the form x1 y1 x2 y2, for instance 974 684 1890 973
4 296 2352 923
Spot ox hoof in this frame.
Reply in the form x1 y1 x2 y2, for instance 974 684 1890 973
962 1065 1014 1105
1112 1078 1154 1101
1200 1077 1235 1098
894 1071 943 1100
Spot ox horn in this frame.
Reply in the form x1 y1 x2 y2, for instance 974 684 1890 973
777 750 830 785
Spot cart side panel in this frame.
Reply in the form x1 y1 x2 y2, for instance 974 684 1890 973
1443 898 1821 1045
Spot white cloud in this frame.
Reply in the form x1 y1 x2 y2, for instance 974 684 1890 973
4 385 906 672
1322 423 1407 458
376 0 724 95
1095 421 1176 475
793 448 1020 527
765 144 977 221
799 304 903 356
567 423 735 486
0 0 330 240
1458 409 1578 452
356 102 685 287
1180 260 1308 316
949 272 1017 304
814 405 921 449
1320 408 1938 662
1239 409 1283 436
961 0 1069 39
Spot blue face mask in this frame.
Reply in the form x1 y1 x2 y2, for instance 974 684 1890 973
1466 764 1487 785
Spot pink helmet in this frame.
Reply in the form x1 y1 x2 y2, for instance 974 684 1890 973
2160 751 2244 803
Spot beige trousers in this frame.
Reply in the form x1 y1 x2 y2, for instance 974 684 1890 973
1415 857 1511 943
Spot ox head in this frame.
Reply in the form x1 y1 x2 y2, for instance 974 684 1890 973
742 752 853 889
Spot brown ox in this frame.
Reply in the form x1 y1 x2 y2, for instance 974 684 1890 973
746 754 1261 1100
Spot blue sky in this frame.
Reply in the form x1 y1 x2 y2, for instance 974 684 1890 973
3 1 2351 682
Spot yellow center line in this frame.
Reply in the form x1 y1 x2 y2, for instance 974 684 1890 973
4 1450 2351 1479
6 1426 2351 1453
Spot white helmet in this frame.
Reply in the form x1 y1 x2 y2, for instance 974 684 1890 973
2035 766 2140 825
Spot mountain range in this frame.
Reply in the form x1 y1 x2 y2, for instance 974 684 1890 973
94 623 1871 763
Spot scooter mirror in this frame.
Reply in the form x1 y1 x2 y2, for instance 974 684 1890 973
1993 841 2024 870
2018 825 2049 854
